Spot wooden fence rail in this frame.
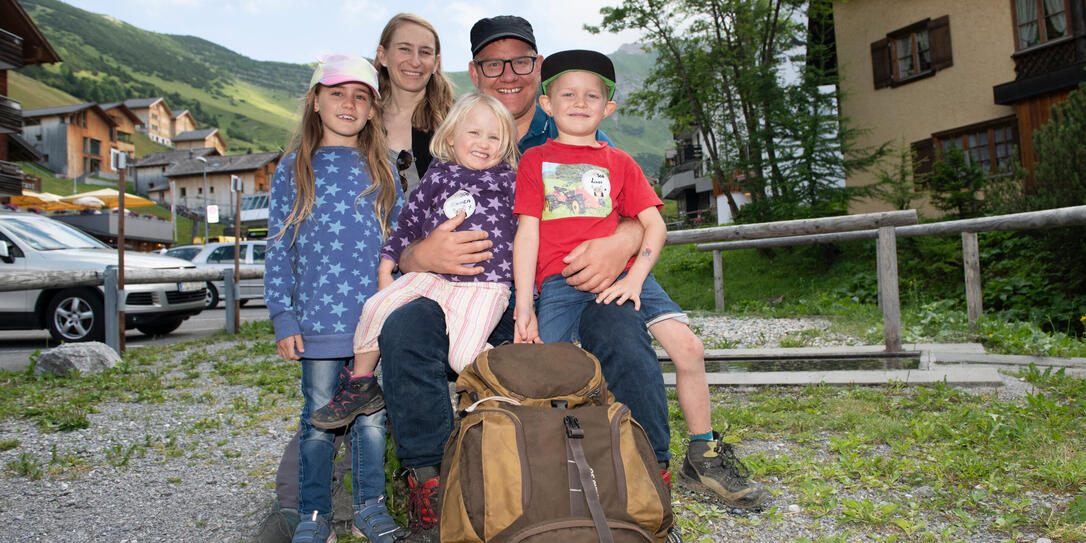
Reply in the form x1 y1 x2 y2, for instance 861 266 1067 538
666 205 1086 352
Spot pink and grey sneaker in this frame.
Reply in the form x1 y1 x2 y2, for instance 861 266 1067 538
309 376 384 430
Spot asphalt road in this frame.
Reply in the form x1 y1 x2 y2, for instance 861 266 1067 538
0 303 269 372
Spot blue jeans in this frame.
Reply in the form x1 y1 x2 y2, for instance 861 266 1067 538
381 290 670 466
298 357 387 516
537 272 684 341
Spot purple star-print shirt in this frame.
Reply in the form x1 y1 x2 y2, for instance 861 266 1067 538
381 159 516 286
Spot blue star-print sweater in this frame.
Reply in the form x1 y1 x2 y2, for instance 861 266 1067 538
265 147 402 359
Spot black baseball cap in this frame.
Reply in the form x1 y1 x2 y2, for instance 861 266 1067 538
541 49 616 100
470 15 537 56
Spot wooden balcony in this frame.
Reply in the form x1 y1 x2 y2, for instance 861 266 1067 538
0 95 22 135
1013 37 1082 80
0 160 24 197
0 29 22 71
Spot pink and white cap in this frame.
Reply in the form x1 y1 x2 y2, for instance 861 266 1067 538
309 54 381 99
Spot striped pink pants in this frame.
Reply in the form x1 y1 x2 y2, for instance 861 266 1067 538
353 272 511 373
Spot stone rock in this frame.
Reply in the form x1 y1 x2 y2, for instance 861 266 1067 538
35 342 122 377
914 485 934 498
1037 538 1053 543
787 504 802 513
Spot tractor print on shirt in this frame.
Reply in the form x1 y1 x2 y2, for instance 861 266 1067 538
540 162 612 220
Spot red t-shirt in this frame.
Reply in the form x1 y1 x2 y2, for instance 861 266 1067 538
514 139 662 289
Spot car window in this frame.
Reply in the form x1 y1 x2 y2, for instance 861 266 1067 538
0 232 25 259
165 247 201 261
0 216 108 251
208 245 234 263
251 243 266 263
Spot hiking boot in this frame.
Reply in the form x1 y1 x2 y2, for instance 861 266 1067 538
250 501 299 543
677 432 768 509
352 498 403 542
310 376 385 430
658 468 683 542
399 467 440 543
291 511 336 543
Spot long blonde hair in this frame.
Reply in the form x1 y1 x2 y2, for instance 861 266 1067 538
430 92 520 170
377 13 454 132
278 84 398 245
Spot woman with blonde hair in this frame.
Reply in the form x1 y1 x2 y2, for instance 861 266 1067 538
375 13 454 192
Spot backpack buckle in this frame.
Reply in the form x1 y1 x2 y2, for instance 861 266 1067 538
564 415 584 439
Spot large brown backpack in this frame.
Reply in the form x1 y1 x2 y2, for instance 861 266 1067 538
439 342 674 542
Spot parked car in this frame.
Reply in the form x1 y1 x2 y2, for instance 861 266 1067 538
0 211 206 342
165 241 266 309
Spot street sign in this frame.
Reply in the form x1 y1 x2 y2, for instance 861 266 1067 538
207 204 219 224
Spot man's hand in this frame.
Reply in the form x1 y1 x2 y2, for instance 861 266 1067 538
560 236 629 293
277 334 304 360
399 213 493 276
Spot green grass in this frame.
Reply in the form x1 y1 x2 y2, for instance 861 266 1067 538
7 71 80 109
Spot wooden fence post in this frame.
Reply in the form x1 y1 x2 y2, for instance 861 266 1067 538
962 231 982 326
713 249 724 312
877 227 902 352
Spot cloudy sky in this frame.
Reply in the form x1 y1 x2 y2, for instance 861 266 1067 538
63 0 644 71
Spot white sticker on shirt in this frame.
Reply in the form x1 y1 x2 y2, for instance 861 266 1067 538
443 189 476 219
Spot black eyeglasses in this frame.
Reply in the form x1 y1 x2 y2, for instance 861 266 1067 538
474 56 536 78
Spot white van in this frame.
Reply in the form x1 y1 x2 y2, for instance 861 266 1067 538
0 211 206 342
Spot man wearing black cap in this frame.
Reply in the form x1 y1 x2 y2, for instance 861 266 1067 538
382 15 678 543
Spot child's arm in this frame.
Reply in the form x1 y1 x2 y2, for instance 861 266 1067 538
377 257 396 290
596 206 667 310
512 215 542 344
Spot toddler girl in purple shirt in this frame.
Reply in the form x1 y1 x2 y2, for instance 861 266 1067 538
310 92 519 430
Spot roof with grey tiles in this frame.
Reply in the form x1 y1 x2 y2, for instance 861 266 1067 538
134 147 220 168
173 129 219 142
165 151 281 177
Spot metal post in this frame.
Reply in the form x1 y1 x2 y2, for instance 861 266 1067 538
104 266 120 354
197 156 209 243
116 158 127 352
232 176 242 333
224 270 238 334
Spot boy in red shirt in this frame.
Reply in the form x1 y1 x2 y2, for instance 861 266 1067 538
512 49 767 509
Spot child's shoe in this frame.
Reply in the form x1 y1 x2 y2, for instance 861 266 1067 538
309 376 385 430
351 498 403 543
291 511 336 543
677 431 768 509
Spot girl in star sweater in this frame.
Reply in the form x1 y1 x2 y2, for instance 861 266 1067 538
264 54 403 543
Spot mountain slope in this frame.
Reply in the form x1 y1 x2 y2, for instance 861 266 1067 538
16 0 670 172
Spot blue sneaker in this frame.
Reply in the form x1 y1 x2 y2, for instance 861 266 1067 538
291 510 336 543
352 498 403 543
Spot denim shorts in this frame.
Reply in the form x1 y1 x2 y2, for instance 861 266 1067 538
638 273 689 327
537 272 687 343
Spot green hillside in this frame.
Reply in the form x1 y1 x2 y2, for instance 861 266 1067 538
7 70 80 108
16 0 671 170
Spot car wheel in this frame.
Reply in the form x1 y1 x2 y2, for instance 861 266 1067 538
204 282 220 309
46 288 105 343
136 318 184 336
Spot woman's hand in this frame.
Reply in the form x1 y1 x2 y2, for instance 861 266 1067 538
399 213 493 276
277 334 304 360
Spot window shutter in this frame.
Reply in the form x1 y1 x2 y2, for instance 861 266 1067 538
871 38 892 89
928 15 953 71
911 138 936 179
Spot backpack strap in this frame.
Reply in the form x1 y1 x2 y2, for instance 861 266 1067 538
564 415 614 543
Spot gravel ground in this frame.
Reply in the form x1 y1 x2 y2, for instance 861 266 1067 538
0 316 1061 542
